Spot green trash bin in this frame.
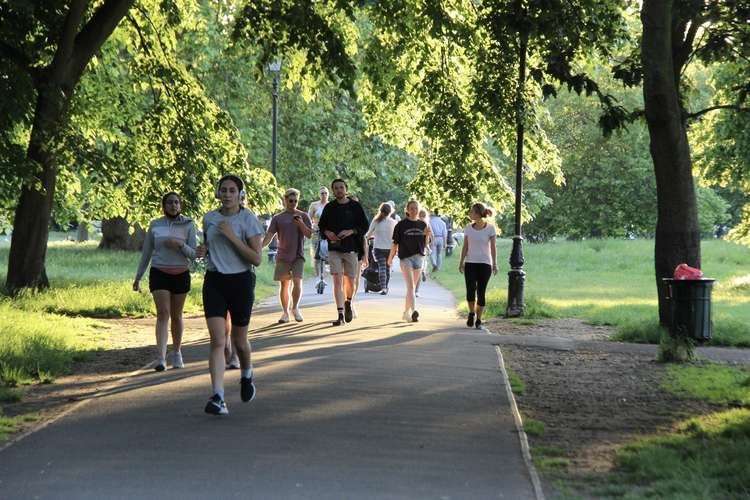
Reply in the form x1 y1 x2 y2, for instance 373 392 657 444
663 278 715 342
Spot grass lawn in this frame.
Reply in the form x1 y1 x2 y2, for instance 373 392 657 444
433 238 750 347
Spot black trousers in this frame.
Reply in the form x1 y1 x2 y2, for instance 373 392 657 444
464 263 492 307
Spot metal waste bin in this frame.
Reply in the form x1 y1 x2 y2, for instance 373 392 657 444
663 278 715 342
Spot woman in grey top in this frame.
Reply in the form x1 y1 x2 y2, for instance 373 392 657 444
196 175 264 415
133 192 197 371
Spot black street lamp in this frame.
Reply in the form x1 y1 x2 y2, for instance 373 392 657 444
269 61 281 178
506 28 528 318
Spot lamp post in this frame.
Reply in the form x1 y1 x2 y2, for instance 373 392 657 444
506 28 528 318
268 61 281 178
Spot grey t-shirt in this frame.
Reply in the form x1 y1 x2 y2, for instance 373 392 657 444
203 209 264 274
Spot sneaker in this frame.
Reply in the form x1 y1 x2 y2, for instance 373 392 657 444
475 318 483 330
278 311 290 324
466 312 475 327
292 308 304 322
227 353 240 370
380 289 388 295
344 301 353 323
204 394 228 415
154 359 166 372
411 310 419 322
172 351 184 369
402 311 412 323
240 377 256 402
332 315 345 326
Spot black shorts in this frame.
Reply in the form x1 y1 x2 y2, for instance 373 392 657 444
202 270 255 327
149 267 190 294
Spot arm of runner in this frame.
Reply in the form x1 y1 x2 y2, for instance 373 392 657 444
133 223 155 290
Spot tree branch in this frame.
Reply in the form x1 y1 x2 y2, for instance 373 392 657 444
686 104 750 120
69 0 135 83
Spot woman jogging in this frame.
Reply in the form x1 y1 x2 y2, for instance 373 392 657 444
388 200 432 322
196 175 264 415
366 202 398 295
133 192 196 371
458 202 498 329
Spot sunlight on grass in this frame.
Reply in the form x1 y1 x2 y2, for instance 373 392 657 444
433 238 750 346
663 364 750 405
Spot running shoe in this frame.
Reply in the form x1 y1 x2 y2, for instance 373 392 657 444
227 353 240 370
380 288 388 295
402 311 412 323
411 310 419 322
332 315 345 326
240 377 256 402
154 359 166 372
172 351 184 369
204 394 228 415
278 311 290 324
344 301 353 323
292 308 304 322
475 319 483 330
466 312 475 327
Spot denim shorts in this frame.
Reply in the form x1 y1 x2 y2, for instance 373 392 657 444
399 254 424 270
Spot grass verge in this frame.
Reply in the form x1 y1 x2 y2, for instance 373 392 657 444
432 238 750 347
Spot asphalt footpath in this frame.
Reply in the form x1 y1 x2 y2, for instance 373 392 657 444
0 267 536 499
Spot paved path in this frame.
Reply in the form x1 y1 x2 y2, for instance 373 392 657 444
0 270 536 499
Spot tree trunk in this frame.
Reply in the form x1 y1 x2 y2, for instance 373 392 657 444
76 222 89 242
98 217 145 251
641 0 701 326
5 87 65 292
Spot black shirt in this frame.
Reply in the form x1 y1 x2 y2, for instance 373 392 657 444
392 219 427 259
318 197 369 255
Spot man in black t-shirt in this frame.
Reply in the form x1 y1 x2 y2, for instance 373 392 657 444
318 179 369 326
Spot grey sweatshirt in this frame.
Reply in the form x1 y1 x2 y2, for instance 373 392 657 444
135 215 197 281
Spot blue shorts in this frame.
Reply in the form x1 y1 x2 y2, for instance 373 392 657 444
399 254 424 270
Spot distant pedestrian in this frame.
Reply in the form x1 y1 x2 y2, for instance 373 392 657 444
318 179 369 326
133 192 197 371
458 203 498 330
366 202 398 295
415 208 431 297
262 188 313 323
196 175 264 415
429 209 447 272
388 200 432 322
308 187 329 284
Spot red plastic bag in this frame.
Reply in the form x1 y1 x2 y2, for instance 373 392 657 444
673 263 704 280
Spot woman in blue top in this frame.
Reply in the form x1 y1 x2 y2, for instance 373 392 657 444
133 192 197 371
196 175 264 415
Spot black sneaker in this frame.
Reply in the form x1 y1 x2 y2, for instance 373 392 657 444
204 394 228 415
475 318 483 330
411 310 419 322
466 312 475 327
344 301 353 322
240 377 256 402
154 361 166 372
332 315 345 326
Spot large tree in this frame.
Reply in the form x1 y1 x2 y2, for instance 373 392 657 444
1 0 134 291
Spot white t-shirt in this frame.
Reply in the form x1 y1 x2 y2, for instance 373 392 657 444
366 217 398 250
463 223 496 265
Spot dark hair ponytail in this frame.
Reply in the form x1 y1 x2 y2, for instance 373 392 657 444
471 202 494 219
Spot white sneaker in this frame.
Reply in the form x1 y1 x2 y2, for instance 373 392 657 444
172 351 184 369
227 353 240 370
402 311 412 323
292 308 304 322
278 311 290 323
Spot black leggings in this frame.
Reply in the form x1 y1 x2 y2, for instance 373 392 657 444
464 263 492 307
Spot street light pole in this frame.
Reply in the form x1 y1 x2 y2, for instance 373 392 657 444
506 27 528 318
269 61 281 178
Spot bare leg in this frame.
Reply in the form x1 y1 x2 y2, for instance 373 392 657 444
206 317 227 396
278 279 291 313
332 273 344 309
169 293 187 352
400 264 416 314
291 277 303 309
230 324 252 370
152 290 171 362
